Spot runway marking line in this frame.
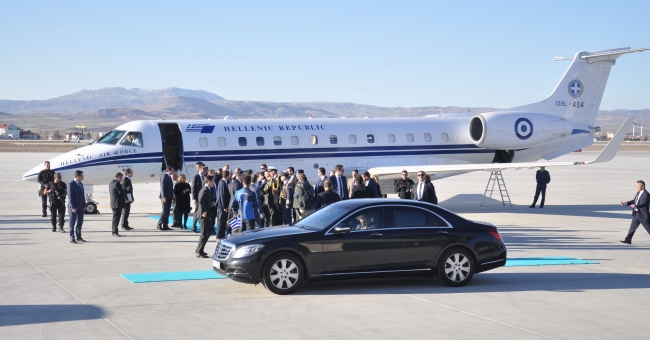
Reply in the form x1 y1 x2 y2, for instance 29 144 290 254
404 294 558 340
1 240 133 340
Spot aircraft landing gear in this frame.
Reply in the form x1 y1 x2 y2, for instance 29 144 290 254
83 184 100 214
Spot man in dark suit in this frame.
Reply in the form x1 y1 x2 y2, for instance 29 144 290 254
120 168 134 231
314 167 327 198
67 170 86 243
621 180 650 244
195 175 215 257
329 164 348 200
413 171 438 204
157 166 175 230
362 171 379 198
228 170 243 219
191 162 205 232
314 179 341 209
530 166 551 208
109 173 127 237
215 170 231 239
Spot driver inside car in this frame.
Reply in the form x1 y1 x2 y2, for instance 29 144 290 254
355 214 377 230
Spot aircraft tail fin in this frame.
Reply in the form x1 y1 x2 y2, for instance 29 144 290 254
506 47 650 127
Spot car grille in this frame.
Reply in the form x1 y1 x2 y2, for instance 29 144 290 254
215 241 234 261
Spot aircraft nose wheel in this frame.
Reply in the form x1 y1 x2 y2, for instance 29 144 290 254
85 202 99 214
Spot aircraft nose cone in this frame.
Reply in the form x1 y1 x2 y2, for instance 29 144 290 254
23 164 42 182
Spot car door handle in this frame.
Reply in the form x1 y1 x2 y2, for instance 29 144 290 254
436 230 448 234
370 233 383 237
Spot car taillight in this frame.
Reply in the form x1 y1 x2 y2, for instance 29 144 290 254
488 229 503 242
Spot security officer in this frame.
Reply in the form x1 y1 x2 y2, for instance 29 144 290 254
42 172 66 232
38 161 55 217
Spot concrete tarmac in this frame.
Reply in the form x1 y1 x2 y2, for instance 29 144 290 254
2 152 650 339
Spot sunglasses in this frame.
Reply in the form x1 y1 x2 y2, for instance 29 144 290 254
417 174 424 177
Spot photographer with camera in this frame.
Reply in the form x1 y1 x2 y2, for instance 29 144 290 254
395 170 414 199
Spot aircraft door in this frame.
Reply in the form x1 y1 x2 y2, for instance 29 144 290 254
158 123 184 171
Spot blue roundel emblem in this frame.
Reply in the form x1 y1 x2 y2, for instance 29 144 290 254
515 118 533 140
568 79 583 98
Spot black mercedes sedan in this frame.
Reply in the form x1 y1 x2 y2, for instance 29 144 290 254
212 199 506 295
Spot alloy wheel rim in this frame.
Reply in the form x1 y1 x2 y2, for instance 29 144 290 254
444 253 470 282
269 259 299 289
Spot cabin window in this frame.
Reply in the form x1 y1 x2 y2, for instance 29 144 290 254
349 135 357 144
256 136 264 146
407 133 414 142
329 135 338 144
274 136 282 146
97 130 125 145
291 136 299 145
199 137 208 147
441 133 449 142
424 133 432 142
310 135 318 145
120 131 143 147
367 134 375 143
239 137 247 147
218 137 227 147
388 134 396 143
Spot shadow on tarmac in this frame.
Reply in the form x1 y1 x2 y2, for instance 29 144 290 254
0 304 104 327
295 272 650 295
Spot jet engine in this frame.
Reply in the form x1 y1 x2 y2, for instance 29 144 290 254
469 111 573 149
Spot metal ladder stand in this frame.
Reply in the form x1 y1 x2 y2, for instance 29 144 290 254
480 170 512 207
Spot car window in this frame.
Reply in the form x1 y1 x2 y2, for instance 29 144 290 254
294 204 350 231
119 131 143 147
391 206 447 228
339 208 384 231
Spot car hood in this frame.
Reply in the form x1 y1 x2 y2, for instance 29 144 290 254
225 225 316 245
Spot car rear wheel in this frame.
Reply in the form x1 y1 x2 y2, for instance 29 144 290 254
262 252 303 295
437 247 474 287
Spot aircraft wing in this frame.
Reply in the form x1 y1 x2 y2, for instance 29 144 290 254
368 117 634 177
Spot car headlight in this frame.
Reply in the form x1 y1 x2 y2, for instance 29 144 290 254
232 244 265 258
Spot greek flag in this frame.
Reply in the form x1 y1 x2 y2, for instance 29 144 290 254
228 215 242 232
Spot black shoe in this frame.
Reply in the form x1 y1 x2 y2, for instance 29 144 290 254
112 233 121 237
76 238 86 242
539 206 544 208
620 240 631 244
162 226 173 230
196 253 209 258
121 227 132 231
529 205 535 208
42 213 47 217
59 228 66 233
52 228 57 232
70 239 77 244
192 229 197 233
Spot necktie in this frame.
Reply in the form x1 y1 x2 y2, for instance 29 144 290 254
337 176 343 198
317 178 322 189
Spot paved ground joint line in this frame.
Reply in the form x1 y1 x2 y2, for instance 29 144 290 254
405 294 558 340
1 241 133 340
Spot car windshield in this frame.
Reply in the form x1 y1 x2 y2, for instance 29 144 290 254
97 130 126 145
294 204 351 231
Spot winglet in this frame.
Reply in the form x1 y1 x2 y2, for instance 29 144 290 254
589 116 635 164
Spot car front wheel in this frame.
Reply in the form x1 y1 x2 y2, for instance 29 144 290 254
437 247 474 287
262 252 303 295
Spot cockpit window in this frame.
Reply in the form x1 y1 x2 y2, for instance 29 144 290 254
97 130 126 145
120 132 143 147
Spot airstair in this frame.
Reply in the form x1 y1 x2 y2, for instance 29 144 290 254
480 170 512 207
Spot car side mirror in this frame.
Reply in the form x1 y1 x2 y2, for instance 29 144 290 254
332 226 351 234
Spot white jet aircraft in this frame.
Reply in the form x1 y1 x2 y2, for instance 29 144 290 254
22 47 648 211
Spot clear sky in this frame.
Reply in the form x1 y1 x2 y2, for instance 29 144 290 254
1 1 648 110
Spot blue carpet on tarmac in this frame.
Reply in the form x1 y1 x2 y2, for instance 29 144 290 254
122 270 227 283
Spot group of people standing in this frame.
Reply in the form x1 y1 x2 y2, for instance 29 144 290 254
38 161 90 243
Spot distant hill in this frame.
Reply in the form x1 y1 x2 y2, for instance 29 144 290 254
1 87 648 133
0 87 225 114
